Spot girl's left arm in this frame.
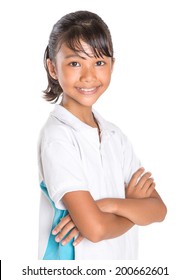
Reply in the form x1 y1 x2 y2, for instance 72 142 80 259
97 190 166 226
97 168 167 226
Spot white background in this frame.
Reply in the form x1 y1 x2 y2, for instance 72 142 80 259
0 0 189 278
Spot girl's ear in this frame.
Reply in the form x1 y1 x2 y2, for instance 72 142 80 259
47 59 57 79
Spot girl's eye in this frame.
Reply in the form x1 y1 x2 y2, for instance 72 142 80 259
70 62 80 67
96 61 105 66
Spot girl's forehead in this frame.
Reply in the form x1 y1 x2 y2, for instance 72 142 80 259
58 41 98 58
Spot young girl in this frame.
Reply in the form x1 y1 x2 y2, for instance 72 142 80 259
38 10 167 260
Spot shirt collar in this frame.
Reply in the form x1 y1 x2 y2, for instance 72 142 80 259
51 104 116 134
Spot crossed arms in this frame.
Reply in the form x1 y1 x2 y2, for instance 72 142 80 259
52 167 167 246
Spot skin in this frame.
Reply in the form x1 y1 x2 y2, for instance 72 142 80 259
48 41 114 127
47 41 167 247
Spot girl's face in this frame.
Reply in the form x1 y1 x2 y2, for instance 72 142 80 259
48 41 114 109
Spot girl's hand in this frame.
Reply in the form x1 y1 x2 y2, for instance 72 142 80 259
126 167 155 199
52 214 83 246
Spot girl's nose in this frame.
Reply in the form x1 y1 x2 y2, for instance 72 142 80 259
80 66 97 82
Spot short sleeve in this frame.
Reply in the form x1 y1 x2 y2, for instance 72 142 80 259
122 135 141 185
41 139 89 210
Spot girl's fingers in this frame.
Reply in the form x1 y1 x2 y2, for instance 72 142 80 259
73 234 84 246
61 228 79 246
146 182 156 196
136 172 152 189
52 215 71 235
141 177 154 193
55 221 75 242
129 167 145 188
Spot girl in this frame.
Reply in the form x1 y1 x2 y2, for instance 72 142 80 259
38 10 167 260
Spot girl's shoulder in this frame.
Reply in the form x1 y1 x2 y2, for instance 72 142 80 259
39 111 73 148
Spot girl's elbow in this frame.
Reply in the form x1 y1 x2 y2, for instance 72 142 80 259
159 203 167 222
88 235 103 243
151 200 167 224
153 203 167 224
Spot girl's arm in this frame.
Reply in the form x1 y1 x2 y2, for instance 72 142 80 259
53 190 134 243
52 168 167 244
97 190 166 226
96 168 167 226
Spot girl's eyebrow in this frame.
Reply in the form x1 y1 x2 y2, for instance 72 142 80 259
64 54 86 60
65 54 80 59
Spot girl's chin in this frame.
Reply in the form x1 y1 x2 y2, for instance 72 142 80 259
62 92 102 107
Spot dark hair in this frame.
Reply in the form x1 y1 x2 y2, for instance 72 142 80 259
43 10 114 102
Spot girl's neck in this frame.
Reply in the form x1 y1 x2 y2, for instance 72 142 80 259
60 100 96 128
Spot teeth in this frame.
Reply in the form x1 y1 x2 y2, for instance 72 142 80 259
80 87 96 92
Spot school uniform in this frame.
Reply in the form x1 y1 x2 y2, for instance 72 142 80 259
38 104 140 260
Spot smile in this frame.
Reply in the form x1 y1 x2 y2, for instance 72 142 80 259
76 86 100 95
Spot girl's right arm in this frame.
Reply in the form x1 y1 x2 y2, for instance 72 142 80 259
53 190 134 243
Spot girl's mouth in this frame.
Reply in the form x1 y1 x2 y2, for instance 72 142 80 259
76 86 100 95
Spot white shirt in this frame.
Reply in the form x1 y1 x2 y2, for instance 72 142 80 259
38 104 141 260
